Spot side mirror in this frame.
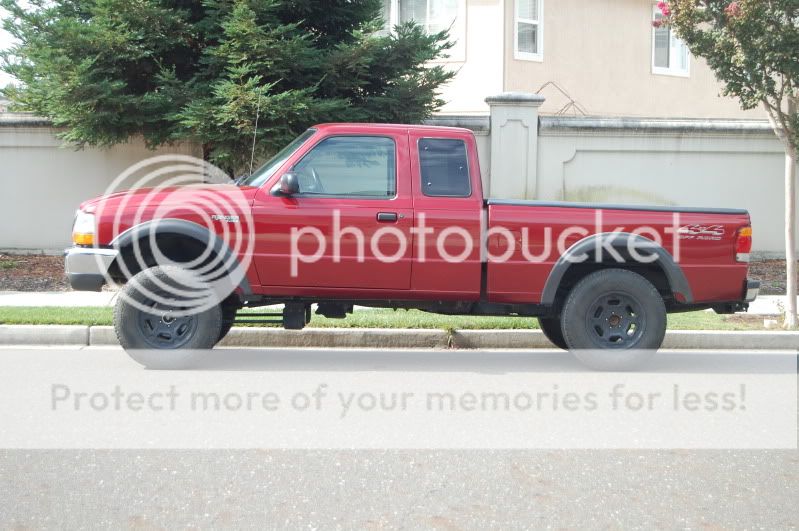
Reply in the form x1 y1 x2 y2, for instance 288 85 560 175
272 172 300 197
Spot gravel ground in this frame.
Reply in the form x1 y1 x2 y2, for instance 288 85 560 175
749 259 799 295
2 254 797 295
0 254 69 292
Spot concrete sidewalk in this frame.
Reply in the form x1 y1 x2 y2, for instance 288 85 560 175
0 290 796 316
0 290 118 307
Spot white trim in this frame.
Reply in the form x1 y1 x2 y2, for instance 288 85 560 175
651 5 690 77
513 0 543 62
385 0 399 30
382 0 467 63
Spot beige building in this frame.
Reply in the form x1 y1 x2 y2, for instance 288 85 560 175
383 0 764 119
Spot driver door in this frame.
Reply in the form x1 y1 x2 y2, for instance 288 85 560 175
252 133 414 293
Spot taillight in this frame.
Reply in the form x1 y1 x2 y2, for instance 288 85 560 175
735 226 752 262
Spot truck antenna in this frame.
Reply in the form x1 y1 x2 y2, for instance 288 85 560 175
248 88 262 177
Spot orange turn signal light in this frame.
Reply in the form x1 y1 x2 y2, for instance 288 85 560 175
735 226 752 261
72 232 94 246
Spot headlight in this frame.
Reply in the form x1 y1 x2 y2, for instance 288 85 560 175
72 210 96 246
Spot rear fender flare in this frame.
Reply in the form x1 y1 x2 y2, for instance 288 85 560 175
540 232 692 305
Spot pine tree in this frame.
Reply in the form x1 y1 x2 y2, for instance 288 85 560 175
1 0 454 174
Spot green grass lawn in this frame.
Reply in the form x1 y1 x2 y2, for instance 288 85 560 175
0 306 771 331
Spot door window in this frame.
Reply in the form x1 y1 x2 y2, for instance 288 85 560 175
292 136 396 198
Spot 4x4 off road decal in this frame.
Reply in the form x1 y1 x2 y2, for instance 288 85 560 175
677 224 725 241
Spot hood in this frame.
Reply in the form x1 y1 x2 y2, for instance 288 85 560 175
79 184 260 213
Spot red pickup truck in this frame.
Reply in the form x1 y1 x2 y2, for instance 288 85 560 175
65 123 758 366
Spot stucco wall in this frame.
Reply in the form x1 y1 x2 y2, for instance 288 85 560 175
536 117 796 254
443 95 796 255
502 0 765 120
0 114 202 252
2 108 794 256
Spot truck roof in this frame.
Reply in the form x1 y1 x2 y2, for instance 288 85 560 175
312 122 474 134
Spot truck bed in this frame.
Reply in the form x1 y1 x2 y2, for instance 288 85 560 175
485 198 748 216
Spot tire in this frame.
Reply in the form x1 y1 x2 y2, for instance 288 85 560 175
114 265 223 369
218 304 238 342
538 317 567 350
561 268 666 370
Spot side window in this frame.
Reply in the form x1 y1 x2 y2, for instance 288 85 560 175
515 0 543 61
418 138 471 198
292 136 396 197
652 5 689 76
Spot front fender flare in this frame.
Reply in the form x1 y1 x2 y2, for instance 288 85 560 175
110 218 252 296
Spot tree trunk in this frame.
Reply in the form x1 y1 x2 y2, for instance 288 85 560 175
785 146 798 329
762 96 798 329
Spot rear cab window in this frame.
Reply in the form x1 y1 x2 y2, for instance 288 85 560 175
418 138 471 198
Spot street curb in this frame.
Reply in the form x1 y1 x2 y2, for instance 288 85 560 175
88 326 117 346
660 330 799 350
451 329 552 349
1 325 798 349
85 326 451 348
219 327 451 348
0 324 89 346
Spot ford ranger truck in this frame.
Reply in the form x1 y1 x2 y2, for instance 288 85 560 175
64 123 759 368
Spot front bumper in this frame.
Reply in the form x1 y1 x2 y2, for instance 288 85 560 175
64 247 119 291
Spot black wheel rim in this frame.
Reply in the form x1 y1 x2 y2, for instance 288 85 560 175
584 291 646 349
136 302 197 349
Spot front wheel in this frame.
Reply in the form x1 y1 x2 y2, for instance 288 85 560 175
114 266 223 368
561 268 666 370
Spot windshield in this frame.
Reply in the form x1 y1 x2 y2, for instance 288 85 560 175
238 129 316 187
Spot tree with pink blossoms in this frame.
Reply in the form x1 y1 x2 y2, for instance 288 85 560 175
657 0 799 328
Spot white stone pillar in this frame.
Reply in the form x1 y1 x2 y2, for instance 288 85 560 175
485 92 545 199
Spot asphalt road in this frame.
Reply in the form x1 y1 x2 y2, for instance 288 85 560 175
0 346 796 529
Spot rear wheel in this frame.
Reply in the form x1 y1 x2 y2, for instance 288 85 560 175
538 317 567 350
561 268 666 370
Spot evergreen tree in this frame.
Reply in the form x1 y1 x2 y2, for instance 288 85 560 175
1 0 454 173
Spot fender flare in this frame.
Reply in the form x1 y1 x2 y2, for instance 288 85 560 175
540 232 692 305
110 218 252 296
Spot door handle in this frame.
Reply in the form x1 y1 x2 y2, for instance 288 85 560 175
376 212 398 222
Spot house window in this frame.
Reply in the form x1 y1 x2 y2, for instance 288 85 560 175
652 6 689 76
381 0 466 62
514 0 543 61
